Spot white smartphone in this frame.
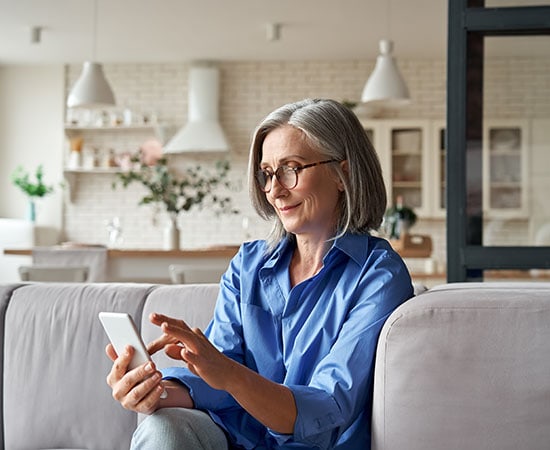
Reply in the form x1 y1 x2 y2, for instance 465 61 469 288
99 312 151 370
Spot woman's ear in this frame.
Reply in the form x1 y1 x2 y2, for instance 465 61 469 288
337 160 349 192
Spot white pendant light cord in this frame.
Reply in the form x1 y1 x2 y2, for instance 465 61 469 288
92 0 98 61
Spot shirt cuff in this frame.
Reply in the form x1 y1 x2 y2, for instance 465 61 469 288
269 384 344 448
161 367 236 411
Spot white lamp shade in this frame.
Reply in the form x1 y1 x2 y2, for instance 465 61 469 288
67 61 116 109
361 39 410 107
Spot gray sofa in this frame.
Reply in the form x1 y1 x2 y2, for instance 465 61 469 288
1 281 549 450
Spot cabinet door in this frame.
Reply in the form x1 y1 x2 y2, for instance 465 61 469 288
431 120 447 218
387 121 431 217
361 120 390 203
482 119 529 217
361 120 431 217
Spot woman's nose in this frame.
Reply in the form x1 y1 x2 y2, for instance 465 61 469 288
269 175 287 196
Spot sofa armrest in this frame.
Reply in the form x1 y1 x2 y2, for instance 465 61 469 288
372 282 550 450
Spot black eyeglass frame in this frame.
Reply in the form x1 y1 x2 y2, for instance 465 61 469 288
256 159 338 193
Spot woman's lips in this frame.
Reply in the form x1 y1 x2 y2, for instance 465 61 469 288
278 203 300 213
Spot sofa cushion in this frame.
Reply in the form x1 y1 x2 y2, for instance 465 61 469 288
3 283 155 450
372 282 550 450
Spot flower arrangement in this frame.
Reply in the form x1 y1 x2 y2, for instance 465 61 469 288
112 151 237 216
11 164 55 198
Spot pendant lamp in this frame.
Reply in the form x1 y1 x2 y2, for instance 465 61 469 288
67 0 115 109
361 39 410 106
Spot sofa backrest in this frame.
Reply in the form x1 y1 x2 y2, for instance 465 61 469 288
3 282 154 450
371 282 550 450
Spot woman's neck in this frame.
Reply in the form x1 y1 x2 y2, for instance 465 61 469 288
289 237 332 287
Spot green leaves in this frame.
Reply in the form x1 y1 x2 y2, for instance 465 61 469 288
11 165 55 198
113 153 237 216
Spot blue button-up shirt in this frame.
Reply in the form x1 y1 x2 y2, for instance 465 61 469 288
163 233 413 449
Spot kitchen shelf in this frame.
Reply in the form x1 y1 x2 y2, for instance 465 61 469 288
64 168 122 174
62 122 170 203
64 124 163 132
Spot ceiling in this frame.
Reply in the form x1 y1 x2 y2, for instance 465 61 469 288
1 1 548 66
0 0 449 64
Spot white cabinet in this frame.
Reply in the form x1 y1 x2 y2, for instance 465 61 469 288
362 120 432 218
482 119 529 217
362 118 529 219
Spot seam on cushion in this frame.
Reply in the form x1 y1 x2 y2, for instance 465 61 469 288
379 310 406 449
427 284 550 295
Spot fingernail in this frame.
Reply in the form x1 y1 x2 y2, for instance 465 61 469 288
146 362 154 372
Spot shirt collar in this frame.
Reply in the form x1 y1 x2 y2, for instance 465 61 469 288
329 232 372 267
263 233 371 269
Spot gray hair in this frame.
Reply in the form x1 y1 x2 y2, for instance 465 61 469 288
248 98 386 249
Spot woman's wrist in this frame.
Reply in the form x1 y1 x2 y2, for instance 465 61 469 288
158 380 194 409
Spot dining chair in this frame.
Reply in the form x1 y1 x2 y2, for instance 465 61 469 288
18 265 90 282
168 264 225 284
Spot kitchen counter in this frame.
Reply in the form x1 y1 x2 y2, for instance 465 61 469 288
3 246 240 283
3 246 239 258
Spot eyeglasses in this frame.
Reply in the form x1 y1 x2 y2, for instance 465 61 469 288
256 159 338 193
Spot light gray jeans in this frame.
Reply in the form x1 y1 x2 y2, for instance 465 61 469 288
131 408 229 450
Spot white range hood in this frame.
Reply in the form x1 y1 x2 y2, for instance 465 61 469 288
164 65 229 153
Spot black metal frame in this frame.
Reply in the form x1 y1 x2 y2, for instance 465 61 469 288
447 1 550 282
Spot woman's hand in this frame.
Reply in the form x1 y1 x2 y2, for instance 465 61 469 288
105 344 165 415
149 313 237 391
149 312 297 433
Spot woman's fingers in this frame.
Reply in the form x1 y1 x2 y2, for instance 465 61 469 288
161 321 197 352
105 343 118 362
146 333 179 355
117 365 162 408
164 343 187 361
106 345 133 387
150 312 190 330
111 361 164 413
147 312 194 354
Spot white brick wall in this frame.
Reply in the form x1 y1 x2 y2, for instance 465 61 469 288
63 57 550 266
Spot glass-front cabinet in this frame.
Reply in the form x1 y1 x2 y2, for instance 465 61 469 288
362 118 528 219
483 119 528 217
362 119 431 218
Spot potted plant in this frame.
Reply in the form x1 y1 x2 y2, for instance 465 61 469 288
113 151 237 249
383 195 417 240
11 164 55 222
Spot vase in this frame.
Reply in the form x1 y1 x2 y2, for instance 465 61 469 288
27 198 37 222
163 213 180 250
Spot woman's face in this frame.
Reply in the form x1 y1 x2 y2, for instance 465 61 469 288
260 125 344 240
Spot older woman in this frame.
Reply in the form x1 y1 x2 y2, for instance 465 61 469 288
106 98 413 449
